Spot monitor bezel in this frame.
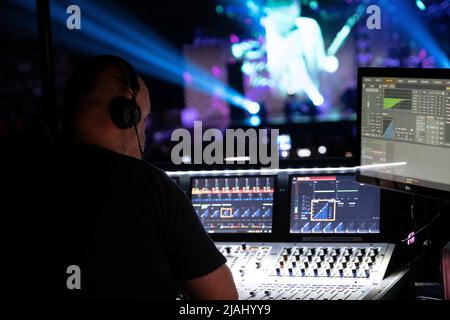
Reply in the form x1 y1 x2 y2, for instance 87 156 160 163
189 174 279 242
356 67 450 201
287 172 386 242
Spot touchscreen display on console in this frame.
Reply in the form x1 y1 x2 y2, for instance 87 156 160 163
191 176 275 234
290 175 380 234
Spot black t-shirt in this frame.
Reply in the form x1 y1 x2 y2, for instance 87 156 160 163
25 142 225 299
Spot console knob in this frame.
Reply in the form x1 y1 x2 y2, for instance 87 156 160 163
242 243 247 250
225 247 231 254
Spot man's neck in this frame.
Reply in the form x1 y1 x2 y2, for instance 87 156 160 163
68 129 141 160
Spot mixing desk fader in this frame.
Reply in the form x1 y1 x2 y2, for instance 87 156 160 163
217 242 394 300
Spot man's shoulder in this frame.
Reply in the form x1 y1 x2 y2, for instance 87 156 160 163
139 161 174 184
295 17 320 30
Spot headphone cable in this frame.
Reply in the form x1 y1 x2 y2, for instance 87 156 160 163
133 124 145 161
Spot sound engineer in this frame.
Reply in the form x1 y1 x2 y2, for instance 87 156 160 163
41 55 238 299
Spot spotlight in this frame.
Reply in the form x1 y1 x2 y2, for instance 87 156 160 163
311 94 324 107
249 115 261 126
13 0 257 115
416 0 426 11
388 1 449 67
216 5 224 15
281 150 289 158
297 148 311 158
182 155 192 163
231 43 244 59
245 101 261 115
318 145 327 154
309 1 319 10
324 56 339 73
277 134 292 152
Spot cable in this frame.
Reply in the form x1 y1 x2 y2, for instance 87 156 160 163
410 195 417 231
133 124 144 161
401 208 441 243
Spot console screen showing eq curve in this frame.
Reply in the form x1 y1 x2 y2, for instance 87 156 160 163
290 175 380 234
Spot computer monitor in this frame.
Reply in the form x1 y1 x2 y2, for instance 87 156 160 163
191 176 275 233
289 174 381 234
357 68 450 200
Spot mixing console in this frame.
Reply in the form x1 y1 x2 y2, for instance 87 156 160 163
217 242 394 300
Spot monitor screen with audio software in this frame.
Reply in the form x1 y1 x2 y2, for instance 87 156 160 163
358 68 450 199
191 176 275 234
290 175 380 234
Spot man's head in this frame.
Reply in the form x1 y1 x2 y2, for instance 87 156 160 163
62 55 150 159
265 0 300 33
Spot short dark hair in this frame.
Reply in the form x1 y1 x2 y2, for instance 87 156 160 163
62 55 140 131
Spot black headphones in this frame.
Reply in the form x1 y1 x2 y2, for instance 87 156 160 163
107 55 142 130
101 55 145 160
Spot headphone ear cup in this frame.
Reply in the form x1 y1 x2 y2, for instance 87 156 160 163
110 97 142 129
132 103 142 126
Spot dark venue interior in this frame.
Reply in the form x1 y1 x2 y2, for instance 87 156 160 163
2 0 450 307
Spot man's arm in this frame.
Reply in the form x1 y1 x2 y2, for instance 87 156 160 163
182 264 238 300
155 169 237 300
